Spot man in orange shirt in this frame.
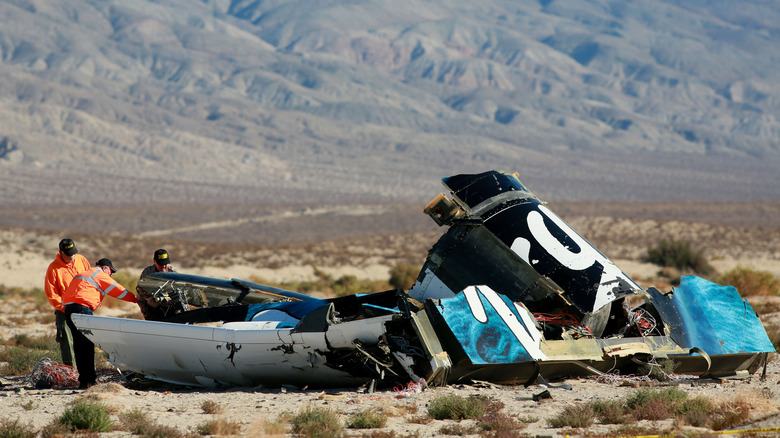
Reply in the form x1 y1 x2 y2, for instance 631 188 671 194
44 238 91 367
63 258 138 389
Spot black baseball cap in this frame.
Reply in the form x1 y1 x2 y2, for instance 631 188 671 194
154 249 171 265
59 238 78 256
96 258 117 273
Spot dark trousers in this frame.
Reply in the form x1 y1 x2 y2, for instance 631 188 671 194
54 310 75 367
64 303 96 387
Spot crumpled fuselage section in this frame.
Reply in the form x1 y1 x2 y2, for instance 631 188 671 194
73 171 776 388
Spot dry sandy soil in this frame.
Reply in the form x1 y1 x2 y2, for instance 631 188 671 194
0 361 778 437
0 200 779 437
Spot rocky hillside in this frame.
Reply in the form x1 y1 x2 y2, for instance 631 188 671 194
1 0 779 205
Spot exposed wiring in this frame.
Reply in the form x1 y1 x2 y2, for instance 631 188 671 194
533 312 593 338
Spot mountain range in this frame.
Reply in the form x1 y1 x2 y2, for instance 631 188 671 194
1 0 779 206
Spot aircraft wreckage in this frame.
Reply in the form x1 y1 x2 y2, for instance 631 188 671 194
72 171 776 388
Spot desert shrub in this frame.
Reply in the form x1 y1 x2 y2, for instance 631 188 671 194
119 408 183 437
591 400 632 425
196 418 242 436
546 389 757 432
0 418 37 438
645 238 713 275
333 275 361 296
58 399 114 432
290 406 344 438
427 394 501 420
675 395 714 427
40 422 71 438
262 417 289 435
625 387 689 422
547 404 595 428
477 411 525 435
634 398 676 421
139 424 183 438
119 408 151 434
716 266 780 297
201 400 222 414
0 346 60 376
625 387 687 410
388 263 420 290
438 423 480 435
709 399 752 431
406 414 433 424
348 409 387 429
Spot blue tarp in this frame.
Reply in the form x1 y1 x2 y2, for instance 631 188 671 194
648 276 775 355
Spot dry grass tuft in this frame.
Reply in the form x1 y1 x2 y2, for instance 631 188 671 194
201 400 223 414
547 386 770 432
477 411 526 435
715 391 778 420
406 414 433 425
427 394 503 420
289 406 344 438
117 408 183 437
245 415 290 437
57 399 114 432
0 418 37 438
438 422 480 435
547 403 595 428
591 400 633 425
39 421 71 438
0 335 61 375
347 409 388 429
631 397 675 421
195 417 242 436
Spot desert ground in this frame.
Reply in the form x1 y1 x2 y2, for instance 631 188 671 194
0 200 778 437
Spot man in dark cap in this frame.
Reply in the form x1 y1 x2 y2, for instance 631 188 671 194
137 249 177 320
44 238 91 367
63 258 139 389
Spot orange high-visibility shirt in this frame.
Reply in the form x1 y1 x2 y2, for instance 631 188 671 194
44 253 91 312
62 267 138 310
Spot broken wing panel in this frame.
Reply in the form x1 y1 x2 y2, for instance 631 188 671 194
440 171 642 314
648 276 776 355
73 314 378 388
431 285 546 364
